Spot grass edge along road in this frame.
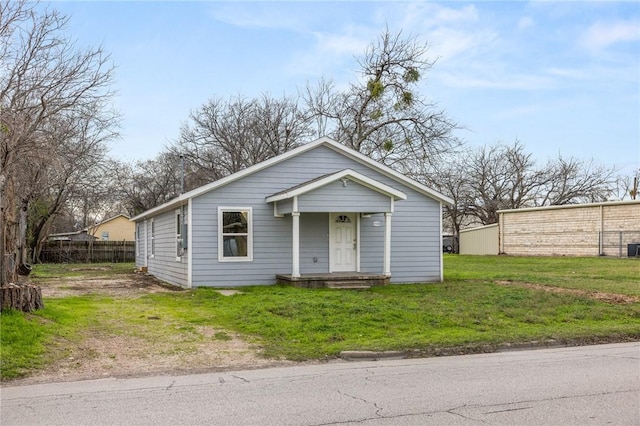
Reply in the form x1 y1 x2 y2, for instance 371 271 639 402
2 256 639 381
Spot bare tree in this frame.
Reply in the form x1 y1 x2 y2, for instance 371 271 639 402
111 153 184 216
418 151 475 252
303 28 460 171
163 28 459 208
445 140 617 227
461 141 540 224
538 157 615 205
612 168 639 201
172 94 312 184
1 0 118 276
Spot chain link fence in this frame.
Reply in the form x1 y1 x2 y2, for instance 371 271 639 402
599 231 640 258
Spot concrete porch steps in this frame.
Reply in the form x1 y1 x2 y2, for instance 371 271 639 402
276 273 389 288
324 281 372 289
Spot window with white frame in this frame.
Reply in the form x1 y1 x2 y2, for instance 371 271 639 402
176 209 185 259
218 207 252 261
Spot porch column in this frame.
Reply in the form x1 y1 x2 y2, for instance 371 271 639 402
384 212 392 276
292 196 300 278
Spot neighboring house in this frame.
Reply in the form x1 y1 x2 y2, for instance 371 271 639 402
47 230 97 242
87 214 135 241
130 137 453 288
458 200 640 257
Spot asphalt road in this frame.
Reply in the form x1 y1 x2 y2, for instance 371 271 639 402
2 342 639 425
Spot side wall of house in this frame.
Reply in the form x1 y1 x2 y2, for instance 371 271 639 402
135 221 147 268
145 208 188 287
189 145 442 286
500 202 640 256
388 189 441 282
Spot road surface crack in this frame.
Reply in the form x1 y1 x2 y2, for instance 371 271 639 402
484 405 533 414
447 404 486 423
230 374 249 383
337 389 384 417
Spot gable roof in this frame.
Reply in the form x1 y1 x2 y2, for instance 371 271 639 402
266 169 407 203
47 230 98 241
130 137 453 221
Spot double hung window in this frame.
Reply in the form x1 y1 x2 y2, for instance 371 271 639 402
218 207 252 261
176 209 184 259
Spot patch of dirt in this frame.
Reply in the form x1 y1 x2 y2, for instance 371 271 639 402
9 273 294 386
37 272 183 298
495 280 640 304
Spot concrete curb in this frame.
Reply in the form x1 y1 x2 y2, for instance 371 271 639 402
339 351 406 361
339 337 640 362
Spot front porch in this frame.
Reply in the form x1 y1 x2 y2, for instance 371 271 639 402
276 272 390 289
266 169 408 281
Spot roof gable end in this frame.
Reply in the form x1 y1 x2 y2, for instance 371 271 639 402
131 137 452 221
265 169 407 202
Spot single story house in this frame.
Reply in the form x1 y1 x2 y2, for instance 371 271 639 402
48 214 135 242
87 214 135 241
130 137 453 288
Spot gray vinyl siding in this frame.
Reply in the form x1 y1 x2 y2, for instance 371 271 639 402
389 189 442 283
191 194 291 287
189 145 442 286
275 198 293 215
135 221 146 268
298 180 392 213
360 213 385 273
146 209 188 287
299 213 329 273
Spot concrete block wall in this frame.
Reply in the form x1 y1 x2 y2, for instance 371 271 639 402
499 201 640 257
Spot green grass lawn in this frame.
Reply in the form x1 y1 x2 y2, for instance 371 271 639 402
2 256 639 380
445 255 640 296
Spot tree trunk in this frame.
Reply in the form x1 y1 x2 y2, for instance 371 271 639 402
18 198 28 265
0 283 44 312
0 174 6 286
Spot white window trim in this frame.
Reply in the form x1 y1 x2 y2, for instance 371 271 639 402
218 207 253 262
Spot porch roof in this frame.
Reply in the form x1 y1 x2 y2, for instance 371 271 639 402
265 169 407 203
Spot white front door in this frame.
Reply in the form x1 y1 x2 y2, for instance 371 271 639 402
330 213 357 272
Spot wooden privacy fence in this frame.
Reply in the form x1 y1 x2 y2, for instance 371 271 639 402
40 240 135 263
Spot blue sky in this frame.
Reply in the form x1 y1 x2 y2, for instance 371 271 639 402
45 1 639 176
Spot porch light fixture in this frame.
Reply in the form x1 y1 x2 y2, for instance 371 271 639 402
340 178 349 187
